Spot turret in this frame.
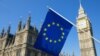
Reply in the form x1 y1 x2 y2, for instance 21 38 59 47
1 28 5 38
17 20 22 32
76 1 97 56
7 25 11 34
78 3 87 19
25 15 31 30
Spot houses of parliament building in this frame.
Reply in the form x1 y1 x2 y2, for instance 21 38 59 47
0 3 97 56
0 16 52 56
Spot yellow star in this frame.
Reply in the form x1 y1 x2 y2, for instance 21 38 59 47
45 37 48 40
49 39 52 43
43 33 46 36
54 40 57 43
48 24 51 27
61 36 64 39
58 39 61 42
44 28 47 31
60 27 63 31
62 32 65 35
57 23 60 27
52 22 55 25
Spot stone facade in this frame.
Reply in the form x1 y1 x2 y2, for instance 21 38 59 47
0 16 51 56
77 4 97 56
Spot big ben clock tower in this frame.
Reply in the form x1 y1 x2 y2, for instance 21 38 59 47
76 4 97 56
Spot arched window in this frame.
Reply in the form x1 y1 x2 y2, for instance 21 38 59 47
16 49 21 56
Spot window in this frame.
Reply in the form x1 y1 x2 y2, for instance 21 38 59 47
27 50 31 56
0 42 1 49
16 49 21 56
28 36 33 44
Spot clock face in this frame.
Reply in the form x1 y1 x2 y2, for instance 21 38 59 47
77 19 87 29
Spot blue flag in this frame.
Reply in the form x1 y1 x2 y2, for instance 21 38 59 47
34 8 73 56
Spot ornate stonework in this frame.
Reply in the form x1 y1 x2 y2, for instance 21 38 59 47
77 4 97 56
0 16 51 56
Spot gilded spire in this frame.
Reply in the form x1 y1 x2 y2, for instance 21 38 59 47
78 0 87 19
79 3 84 12
78 0 85 15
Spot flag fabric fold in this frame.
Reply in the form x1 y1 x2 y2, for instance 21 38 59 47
34 8 73 56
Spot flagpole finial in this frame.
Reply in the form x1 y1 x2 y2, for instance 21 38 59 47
46 5 52 11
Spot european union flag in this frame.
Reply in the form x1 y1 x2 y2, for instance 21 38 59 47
34 8 73 56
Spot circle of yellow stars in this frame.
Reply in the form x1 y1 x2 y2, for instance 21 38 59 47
43 22 65 44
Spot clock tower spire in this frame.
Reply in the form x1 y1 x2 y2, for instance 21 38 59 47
78 3 87 19
76 2 97 56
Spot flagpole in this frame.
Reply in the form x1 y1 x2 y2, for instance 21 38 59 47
46 6 100 44
78 0 100 44
47 6 76 27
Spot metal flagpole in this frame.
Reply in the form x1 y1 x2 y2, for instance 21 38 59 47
46 6 100 44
